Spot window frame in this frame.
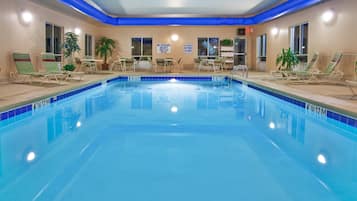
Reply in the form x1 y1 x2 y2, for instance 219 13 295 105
197 37 219 59
256 34 267 61
85 34 93 56
45 22 64 61
131 37 153 60
289 22 309 62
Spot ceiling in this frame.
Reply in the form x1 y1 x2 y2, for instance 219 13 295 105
30 0 101 25
85 0 284 17
32 0 324 26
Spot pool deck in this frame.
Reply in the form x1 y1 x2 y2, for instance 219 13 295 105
0 71 356 118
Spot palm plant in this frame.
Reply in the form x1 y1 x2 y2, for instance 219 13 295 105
95 37 116 70
62 32 80 65
276 48 299 71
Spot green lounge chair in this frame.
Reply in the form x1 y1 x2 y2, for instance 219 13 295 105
311 52 343 80
41 53 84 80
287 52 319 79
12 53 61 83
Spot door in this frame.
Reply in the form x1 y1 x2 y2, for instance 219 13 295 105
234 37 247 65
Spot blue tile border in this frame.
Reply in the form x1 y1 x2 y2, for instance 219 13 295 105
243 81 357 128
0 82 102 122
247 84 306 108
52 83 102 103
140 76 212 81
327 111 357 128
106 76 128 83
1 75 356 129
0 104 33 121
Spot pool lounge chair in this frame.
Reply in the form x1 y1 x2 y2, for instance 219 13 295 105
310 52 343 80
41 53 84 81
287 52 319 80
11 53 62 83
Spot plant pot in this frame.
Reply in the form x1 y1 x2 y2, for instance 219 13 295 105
101 63 109 70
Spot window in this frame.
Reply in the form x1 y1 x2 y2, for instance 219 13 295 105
85 34 93 56
198 37 219 58
45 23 63 61
290 23 308 62
131 37 152 60
256 34 267 61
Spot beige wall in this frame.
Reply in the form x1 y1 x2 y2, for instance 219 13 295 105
250 0 357 78
1 0 356 79
0 0 99 79
99 26 253 69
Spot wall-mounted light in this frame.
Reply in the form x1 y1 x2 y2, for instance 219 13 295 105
74 28 81 35
171 34 179 42
321 9 335 23
271 27 279 36
21 11 33 24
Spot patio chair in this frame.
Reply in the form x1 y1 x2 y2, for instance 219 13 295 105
194 58 201 70
111 57 124 71
198 59 220 72
81 56 97 73
213 57 224 72
11 53 62 83
155 58 166 72
175 57 183 72
41 53 84 80
164 58 174 72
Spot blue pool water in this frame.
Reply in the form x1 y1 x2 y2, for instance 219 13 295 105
0 79 356 201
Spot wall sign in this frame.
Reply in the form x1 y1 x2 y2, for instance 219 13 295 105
156 44 171 54
184 44 193 54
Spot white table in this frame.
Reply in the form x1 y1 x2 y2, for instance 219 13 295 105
80 59 103 72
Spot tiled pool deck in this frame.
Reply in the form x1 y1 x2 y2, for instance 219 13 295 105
0 71 356 122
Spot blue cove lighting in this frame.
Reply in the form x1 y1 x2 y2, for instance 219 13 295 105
59 0 323 26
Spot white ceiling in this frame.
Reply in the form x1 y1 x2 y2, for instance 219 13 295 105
86 0 284 17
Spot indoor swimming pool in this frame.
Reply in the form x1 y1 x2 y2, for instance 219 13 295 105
0 76 356 201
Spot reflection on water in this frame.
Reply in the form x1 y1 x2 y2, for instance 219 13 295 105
0 80 356 201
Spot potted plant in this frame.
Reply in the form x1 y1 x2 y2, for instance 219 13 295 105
276 48 299 71
62 32 80 71
219 39 234 53
220 39 234 47
95 37 116 70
